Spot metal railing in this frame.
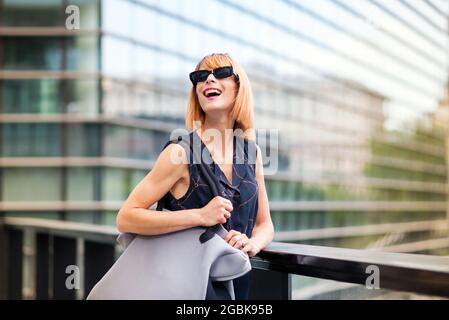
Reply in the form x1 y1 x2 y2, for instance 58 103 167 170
1 217 448 300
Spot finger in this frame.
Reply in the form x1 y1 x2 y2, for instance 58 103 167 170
240 234 249 243
233 238 244 249
223 202 233 212
242 244 251 255
228 235 239 246
228 234 241 247
224 229 238 242
234 233 247 246
219 196 232 206
221 208 230 217
236 235 245 248
219 197 233 210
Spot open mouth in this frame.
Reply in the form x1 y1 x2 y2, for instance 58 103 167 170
203 88 222 98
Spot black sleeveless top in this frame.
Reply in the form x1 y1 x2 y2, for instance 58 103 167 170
159 130 259 299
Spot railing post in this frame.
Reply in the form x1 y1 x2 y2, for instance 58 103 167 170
22 228 36 299
7 228 24 299
0 222 7 299
36 233 50 300
53 236 77 300
84 241 116 299
249 267 292 300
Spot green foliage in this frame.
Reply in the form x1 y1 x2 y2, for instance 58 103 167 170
363 120 447 201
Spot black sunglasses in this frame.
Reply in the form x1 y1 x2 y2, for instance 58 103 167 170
189 66 239 85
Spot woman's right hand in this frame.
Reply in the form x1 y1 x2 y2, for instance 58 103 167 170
199 196 233 227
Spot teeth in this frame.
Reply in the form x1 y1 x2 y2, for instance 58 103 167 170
204 89 222 97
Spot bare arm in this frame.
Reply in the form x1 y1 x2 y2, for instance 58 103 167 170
116 143 200 235
116 143 233 236
249 144 275 252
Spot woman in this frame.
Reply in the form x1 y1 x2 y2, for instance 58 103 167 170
116 53 274 300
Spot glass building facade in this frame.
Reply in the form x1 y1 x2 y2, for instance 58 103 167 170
1 0 449 257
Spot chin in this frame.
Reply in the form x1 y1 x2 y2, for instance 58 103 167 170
203 103 231 112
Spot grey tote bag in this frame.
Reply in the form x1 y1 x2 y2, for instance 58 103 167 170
86 134 252 300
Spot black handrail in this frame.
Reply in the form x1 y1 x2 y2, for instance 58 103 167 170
1 217 449 299
254 241 449 298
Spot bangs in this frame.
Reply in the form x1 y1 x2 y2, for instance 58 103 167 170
197 53 233 70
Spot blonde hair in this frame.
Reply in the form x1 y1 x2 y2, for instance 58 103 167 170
186 53 255 140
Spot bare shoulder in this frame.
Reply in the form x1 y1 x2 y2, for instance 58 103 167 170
152 142 188 177
160 142 188 162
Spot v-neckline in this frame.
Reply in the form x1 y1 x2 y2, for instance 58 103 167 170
194 130 236 186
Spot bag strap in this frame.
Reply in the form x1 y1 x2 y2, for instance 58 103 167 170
156 132 225 244
190 135 223 244
155 135 188 212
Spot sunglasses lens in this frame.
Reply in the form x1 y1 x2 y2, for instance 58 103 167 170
214 67 233 79
190 70 210 84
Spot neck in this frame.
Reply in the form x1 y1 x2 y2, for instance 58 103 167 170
202 116 234 137
197 115 235 163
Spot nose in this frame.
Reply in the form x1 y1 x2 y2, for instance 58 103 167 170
205 72 217 84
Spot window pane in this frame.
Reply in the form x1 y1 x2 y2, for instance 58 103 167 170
104 125 130 158
104 125 168 160
70 0 100 29
3 37 62 70
102 0 131 37
67 168 95 201
2 0 63 27
65 79 99 115
1 0 100 28
3 36 98 71
101 79 129 115
2 123 61 156
66 36 99 71
2 168 62 201
102 168 129 201
102 168 148 201
0 79 61 113
66 124 101 157
0 79 99 114
101 35 132 78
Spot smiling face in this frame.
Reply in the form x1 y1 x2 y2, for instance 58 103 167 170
195 65 239 115
186 53 255 140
